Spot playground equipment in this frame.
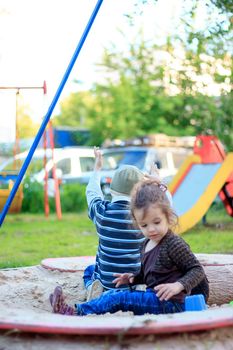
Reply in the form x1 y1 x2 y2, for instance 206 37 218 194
0 0 104 226
169 135 233 234
0 82 62 217
0 171 23 213
0 83 47 214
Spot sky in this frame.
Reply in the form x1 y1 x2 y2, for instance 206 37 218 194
0 0 183 142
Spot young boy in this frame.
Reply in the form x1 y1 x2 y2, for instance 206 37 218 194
84 147 173 301
84 147 145 300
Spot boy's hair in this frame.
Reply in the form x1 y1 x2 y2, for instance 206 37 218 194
110 165 144 196
130 179 178 228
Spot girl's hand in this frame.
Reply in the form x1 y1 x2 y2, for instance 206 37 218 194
154 282 184 301
94 146 103 171
113 273 134 288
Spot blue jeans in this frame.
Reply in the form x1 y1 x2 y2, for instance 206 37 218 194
83 264 95 289
75 289 184 316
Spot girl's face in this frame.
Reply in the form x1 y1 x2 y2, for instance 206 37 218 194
134 204 169 244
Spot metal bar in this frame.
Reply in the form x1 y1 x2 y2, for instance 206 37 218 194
0 0 104 226
0 86 45 90
0 81 47 93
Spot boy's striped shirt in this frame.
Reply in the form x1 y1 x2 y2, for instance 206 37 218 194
88 197 144 289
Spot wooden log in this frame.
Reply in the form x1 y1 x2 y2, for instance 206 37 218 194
195 253 233 305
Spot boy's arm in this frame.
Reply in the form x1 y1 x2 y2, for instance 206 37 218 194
145 163 173 206
86 147 104 207
86 171 103 207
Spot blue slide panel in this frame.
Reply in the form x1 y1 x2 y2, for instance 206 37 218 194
173 163 221 216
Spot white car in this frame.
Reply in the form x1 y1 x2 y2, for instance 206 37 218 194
0 147 95 196
68 146 192 198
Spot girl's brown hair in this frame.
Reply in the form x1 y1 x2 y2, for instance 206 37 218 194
130 179 178 229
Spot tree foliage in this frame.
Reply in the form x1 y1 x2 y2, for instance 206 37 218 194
53 91 94 128
17 96 39 139
55 0 233 150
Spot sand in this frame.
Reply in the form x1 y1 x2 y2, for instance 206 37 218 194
0 265 233 349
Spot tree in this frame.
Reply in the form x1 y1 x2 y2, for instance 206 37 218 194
17 95 39 139
53 91 93 128
55 0 232 149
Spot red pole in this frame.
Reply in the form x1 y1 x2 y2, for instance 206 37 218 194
43 80 47 95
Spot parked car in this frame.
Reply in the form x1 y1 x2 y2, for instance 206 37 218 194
64 146 161 195
34 147 95 184
64 146 192 198
100 146 192 196
1 145 191 198
100 147 162 197
0 147 95 196
155 146 193 183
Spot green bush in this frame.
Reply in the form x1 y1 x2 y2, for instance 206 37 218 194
22 177 45 213
22 178 87 213
60 183 87 213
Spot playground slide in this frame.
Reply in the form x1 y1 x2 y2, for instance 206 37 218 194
168 153 233 234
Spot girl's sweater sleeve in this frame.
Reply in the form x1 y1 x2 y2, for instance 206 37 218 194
167 235 206 294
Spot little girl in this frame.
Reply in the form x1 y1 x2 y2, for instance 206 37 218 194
49 179 209 316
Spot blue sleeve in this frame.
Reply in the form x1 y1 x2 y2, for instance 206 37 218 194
86 171 103 208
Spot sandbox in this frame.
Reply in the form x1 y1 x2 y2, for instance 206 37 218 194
0 255 233 349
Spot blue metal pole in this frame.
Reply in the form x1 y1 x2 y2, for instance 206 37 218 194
0 0 104 226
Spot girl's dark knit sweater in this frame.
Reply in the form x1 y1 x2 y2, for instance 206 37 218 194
133 231 209 303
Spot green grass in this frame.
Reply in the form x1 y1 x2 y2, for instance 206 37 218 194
0 212 98 268
183 210 233 253
0 206 232 268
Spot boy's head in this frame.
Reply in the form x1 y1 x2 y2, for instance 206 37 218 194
110 165 144 196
